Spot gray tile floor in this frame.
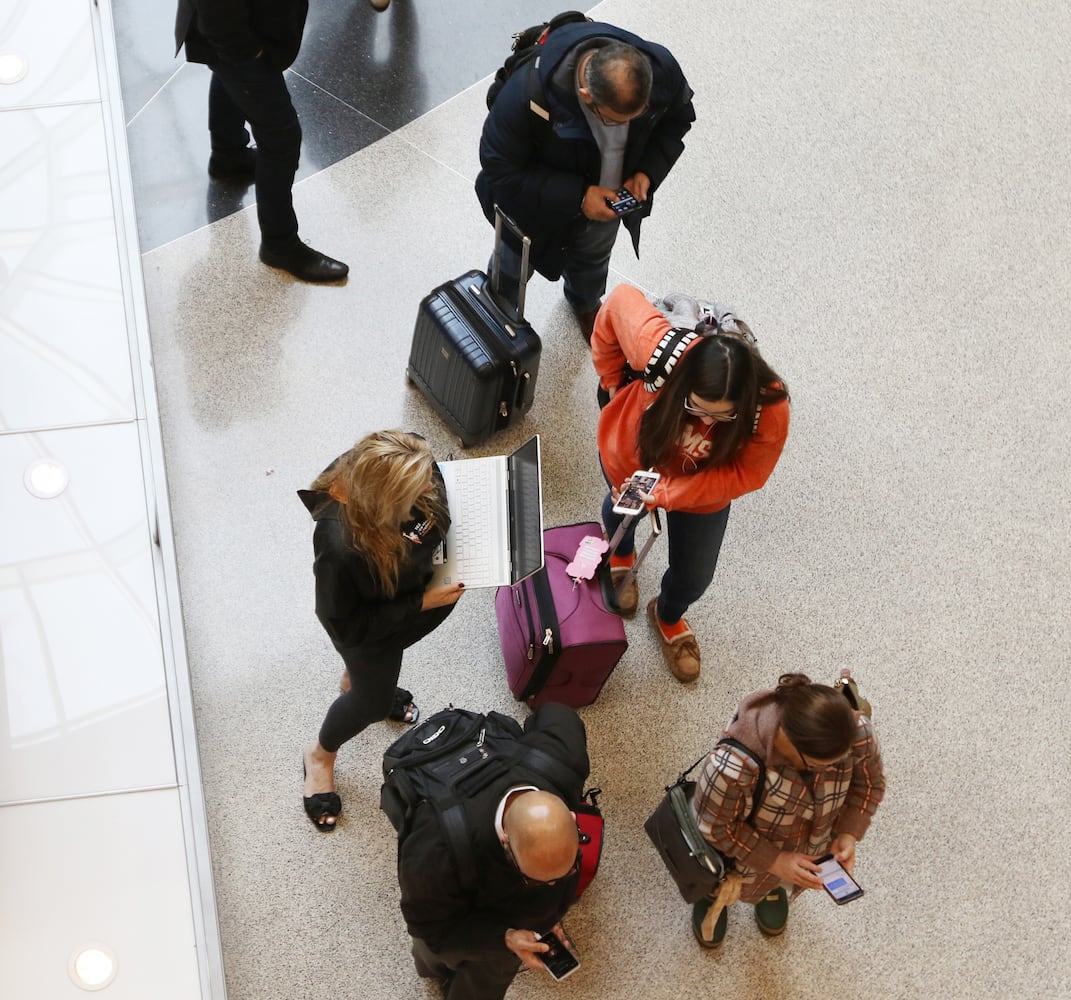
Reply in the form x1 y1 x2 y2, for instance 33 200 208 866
138 2 1071 998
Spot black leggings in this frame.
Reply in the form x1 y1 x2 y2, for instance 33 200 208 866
317 604 454 753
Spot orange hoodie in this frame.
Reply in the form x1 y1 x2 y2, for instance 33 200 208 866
591 284 789 514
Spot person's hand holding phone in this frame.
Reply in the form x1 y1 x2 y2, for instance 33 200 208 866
622 171 650 201
421 582 465 610
535 926 581 981
769 850 824 890
829 833 857 874
581 185 623 221
611 471 660 515
503 928 549 970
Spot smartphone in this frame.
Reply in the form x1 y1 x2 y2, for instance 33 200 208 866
536 930 580 982
815 854 864 905
612 470 661 515
605 188 643 216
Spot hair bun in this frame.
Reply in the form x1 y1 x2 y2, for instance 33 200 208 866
777 672 812 689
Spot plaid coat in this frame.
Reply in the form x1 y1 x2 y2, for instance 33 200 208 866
692 691 885 903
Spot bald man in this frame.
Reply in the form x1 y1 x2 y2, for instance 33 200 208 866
397 703 590 999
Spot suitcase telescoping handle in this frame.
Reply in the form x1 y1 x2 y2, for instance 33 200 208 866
607 506 663 598
490 204 531 324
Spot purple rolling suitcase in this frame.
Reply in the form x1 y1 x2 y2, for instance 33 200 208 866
407 207 540 448
495 514 661 708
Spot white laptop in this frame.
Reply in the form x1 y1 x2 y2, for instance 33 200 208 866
432 435 545 589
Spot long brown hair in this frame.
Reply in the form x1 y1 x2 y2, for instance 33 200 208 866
762 673 857 760
311 430 445 597
637 327 788 471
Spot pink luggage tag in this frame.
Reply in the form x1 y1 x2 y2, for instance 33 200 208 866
566 535 609 587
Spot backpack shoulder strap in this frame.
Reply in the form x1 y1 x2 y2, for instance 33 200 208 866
643 327 700 393
437 798 480 895
526 54 552 122
524 12 592 129
515 744 582 801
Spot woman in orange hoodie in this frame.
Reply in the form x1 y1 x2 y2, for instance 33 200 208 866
592 284 790 682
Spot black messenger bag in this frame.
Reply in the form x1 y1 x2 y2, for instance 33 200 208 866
644 738 765 903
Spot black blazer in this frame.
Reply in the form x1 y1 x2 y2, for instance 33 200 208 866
175 0 309 70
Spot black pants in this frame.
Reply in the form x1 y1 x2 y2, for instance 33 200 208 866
207 57 301 245
411 936 520 1000
318 605 455 753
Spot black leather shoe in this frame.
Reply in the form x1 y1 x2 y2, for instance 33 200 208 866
259 240 349 283
208 147 256 182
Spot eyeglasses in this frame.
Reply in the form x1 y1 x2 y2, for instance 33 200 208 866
796 748 847 771
505 843 583 888
683 397 737 421
588 101 647 127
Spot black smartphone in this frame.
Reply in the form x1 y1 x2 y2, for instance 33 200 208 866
605 188 643 216
815 854 864 904
536 930 580 981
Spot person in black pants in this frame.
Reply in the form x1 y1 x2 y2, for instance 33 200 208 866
297 431 465 830
174 0 348 282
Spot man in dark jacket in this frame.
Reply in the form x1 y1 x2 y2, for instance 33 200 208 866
174 0 348 282
396 703 590 999
475 22 695 341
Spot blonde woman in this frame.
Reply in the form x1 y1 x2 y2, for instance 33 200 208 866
298 431 465 831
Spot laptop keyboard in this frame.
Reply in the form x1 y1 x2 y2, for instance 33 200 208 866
443 459 501 586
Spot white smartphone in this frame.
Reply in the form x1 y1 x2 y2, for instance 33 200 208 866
536 930 580 981
815 853 864 905
612 470 661 515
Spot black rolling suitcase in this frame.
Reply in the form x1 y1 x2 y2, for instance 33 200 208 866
407 206 541 447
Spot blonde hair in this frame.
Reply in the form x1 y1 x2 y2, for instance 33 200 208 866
311 430 445 596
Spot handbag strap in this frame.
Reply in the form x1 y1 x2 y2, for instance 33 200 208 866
674 737 766 825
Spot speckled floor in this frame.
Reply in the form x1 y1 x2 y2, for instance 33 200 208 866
130 1 1070 998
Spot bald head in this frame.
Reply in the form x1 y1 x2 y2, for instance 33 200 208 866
503 790 579 883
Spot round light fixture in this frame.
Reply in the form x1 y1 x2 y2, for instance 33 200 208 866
0 52 28 85
24 459 69 499
69 945 118 991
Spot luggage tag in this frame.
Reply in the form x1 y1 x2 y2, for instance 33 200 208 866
566 536 609 589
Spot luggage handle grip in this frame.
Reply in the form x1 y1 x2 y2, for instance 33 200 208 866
491 204 531 323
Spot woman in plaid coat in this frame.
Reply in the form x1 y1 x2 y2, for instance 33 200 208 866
690 673 885 946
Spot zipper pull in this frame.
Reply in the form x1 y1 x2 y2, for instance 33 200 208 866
514 589 521 606
527 643 534 660
543 628 555 655
477 727 486 747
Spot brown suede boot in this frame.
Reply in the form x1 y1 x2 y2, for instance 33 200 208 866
647 598 701 682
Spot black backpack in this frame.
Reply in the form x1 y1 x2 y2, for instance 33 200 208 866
380 707 587 893
485 11 591 111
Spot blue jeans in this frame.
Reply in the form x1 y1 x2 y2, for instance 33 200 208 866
207 57 302 244
494 217 621 312
601 492 731 624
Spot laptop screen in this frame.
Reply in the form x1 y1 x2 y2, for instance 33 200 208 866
506 435 544 584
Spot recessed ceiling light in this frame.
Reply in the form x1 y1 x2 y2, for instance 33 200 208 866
0 52 28 85
69 945 118 990
24 459 69 499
